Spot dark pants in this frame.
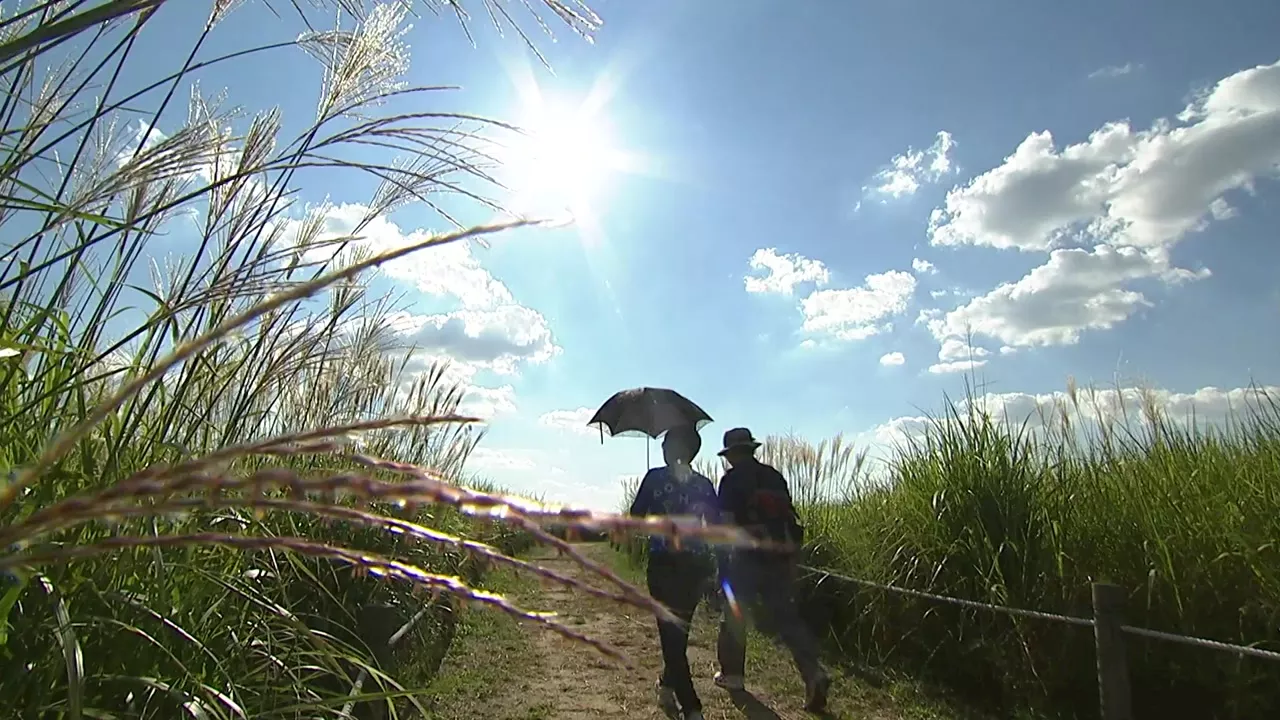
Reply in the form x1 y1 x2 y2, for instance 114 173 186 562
717 553 826 686
648 551 712 713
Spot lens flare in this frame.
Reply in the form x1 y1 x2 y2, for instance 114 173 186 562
721 579 743 621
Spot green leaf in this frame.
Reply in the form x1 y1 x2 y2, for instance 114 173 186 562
0 570 28 648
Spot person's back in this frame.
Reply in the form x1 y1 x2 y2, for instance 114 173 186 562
717 454 803 551
712 427 830 713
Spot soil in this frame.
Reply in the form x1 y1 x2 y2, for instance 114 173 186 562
428 543 958 720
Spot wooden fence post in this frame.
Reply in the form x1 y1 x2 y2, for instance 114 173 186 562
1092 583 1133 720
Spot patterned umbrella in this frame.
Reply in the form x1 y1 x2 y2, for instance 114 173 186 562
587 387 713 443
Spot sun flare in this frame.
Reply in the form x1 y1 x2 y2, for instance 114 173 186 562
501 94 625 225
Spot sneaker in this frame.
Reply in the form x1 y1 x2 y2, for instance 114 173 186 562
655 683 679 718
804 673 832 713
713 672 744 691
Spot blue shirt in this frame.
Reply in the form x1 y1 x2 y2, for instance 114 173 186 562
628 466 719 554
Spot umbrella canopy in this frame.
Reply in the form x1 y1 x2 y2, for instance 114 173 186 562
587 387 713 442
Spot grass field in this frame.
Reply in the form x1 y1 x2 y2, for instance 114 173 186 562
632 385 1280 720
7 4 1279 720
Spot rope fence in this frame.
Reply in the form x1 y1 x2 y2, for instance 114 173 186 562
795 563 1280 720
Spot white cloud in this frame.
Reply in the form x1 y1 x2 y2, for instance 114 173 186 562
928 359 986 374
390 306 558 375
927 122 1136 252
938 337 991 362
293 203 515 308
538 407 601 436
928 338 990 374
929 59 1280 253
459 384 517 419
1089 62 1140 80
918 59 1280 360
927 244 1209 349
801 270 917 341
879 351 906 366
469 447 540 472
862 384 1280 454
911 258 938 275
284 204 559 375
744 248 830 295
868 131 957 199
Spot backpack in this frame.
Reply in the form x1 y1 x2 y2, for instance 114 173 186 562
729 462 805 548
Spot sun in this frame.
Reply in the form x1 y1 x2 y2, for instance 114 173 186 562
500 92 625 224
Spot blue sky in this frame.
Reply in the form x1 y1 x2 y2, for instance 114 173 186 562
108 0 1280 510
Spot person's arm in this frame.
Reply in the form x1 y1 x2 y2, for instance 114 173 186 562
716 468 740 525
774 467 799 519
771 467 805 554
714 469 737 580
696 474 720 525
628 470 657 517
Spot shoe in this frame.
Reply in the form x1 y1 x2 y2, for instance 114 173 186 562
804 673 832 713
713 672 744 691
684 711 705 720
656 683 679 718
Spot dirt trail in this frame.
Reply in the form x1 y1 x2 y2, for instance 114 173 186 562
475 543 911 720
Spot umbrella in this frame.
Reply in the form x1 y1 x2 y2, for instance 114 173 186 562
587 387 713 443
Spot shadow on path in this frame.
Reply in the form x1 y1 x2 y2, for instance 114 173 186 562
729 688 851 720
728 689 783 720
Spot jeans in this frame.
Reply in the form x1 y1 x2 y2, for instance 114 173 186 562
648 551 713 712
717 553 826 686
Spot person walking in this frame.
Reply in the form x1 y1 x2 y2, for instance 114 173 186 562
628 425 719 720
712 427 832 713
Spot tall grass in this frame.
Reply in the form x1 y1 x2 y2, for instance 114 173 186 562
0 3 767 718
613 387 1280 719
793 384 1280 720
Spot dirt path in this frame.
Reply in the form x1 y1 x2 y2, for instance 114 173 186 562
506 543 830 720
424 543 975 720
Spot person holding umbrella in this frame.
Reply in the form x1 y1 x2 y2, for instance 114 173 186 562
712 427 832 713
628 425 718 720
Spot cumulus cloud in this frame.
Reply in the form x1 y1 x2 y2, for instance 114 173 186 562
926 338 990 374
879 351 906 367
929 59 1280 253
928 360 986 375
745 247 918 344
938 337 991 362
291 203 516 307
390 306 558 375
459 384 517 419
282 204 559 376
927 244 1209 349
867 131 957 199
915 60 1280 358
744 248 830 295
911 258 938 275
801 270 917 341
538 407 600 436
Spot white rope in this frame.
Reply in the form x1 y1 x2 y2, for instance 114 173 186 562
799 564 1280 661
1121 624 1280 662
799 564 1095 627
